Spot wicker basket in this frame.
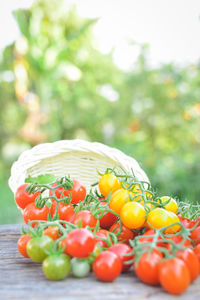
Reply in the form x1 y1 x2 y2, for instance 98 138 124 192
9 139 149 194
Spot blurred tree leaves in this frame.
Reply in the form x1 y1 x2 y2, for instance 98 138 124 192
0 0 200 213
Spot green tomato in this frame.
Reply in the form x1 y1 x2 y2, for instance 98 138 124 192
71 258 90 278
42 254 71 281
27 236 53 262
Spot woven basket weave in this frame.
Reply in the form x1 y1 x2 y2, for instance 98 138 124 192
9 139 149 193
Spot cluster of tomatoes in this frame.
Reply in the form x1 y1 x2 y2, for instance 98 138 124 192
15 170 200 295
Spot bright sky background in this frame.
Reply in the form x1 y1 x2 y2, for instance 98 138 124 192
0 0 200 70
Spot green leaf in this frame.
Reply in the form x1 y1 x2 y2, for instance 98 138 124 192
25 174 56 184
12 9 31 38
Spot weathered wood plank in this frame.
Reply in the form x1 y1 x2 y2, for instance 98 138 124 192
0 225 200 300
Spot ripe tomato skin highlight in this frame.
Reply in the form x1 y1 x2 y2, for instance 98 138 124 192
65 228 96 258
134 249 163 285
42 254 71 281
158 258 190 295
109 221 134 244
43 226 59 241
93 250 122 282
98 202 118 229
73 210 97 228
99 173 121 197
110 189 132 214
120 201 146 229
27 236 53 262
176 248 199 281
50 201 75 222
23 203 49 226
17 234 31 258
50 179 86 204
15 183 40 209
109 243 133 272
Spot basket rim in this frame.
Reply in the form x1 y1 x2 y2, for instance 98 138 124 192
9 139 149 193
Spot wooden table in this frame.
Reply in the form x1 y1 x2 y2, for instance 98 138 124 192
0 225 200 300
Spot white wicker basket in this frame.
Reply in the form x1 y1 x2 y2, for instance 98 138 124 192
9 139 149 193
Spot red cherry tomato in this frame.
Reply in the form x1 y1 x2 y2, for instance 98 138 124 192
23 203 49 226
73 210 97 228
98 202 118 229
176 248 199 281
50 179 86 204
158 258 190 295
65 228 96 258
17 234 31 258
139 229 165 248
166 235 191 251
134 249 163 285
43 226 60 241
193 244 200 271
93 250 122 282
179 215 197 229
50 200 75 222
95 229 110 248
191 226 200 246
15 183 40 209
109 243 133 272
109 221 134 244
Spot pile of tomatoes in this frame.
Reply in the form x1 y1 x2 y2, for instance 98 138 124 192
15 170 200 295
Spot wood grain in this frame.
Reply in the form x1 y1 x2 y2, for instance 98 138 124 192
0 225 200 300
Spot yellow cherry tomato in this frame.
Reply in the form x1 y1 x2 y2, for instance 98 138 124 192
110 189 133 214
120 201 146 229
99 173 121 197
159 196 178 214
147 208 180 233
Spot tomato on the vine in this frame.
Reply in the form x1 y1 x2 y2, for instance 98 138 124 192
50 179 86 204
23 203 49 226
176 248 199 281
17 234 31 258
73 210 97 228
109 243 133 272
71 257 90 278
193 244 200 268
134 249 163 285
27 236 53 262
109 221 134 244
166 235 191 251
159 196 178 214
95 229 110 248
139 229 165 248
147 208 180 233
50 200 75 222
93 250 122 282
99 173 121 197
43 226 59 241
191 226 200 246
158 258 190 295
98 202 118 229
64 228 96 258
110 189 134 214
120 201 146 229
42 254 71 281
15 183 40 209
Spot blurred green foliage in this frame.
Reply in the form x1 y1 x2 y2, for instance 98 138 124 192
0 0 200 224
